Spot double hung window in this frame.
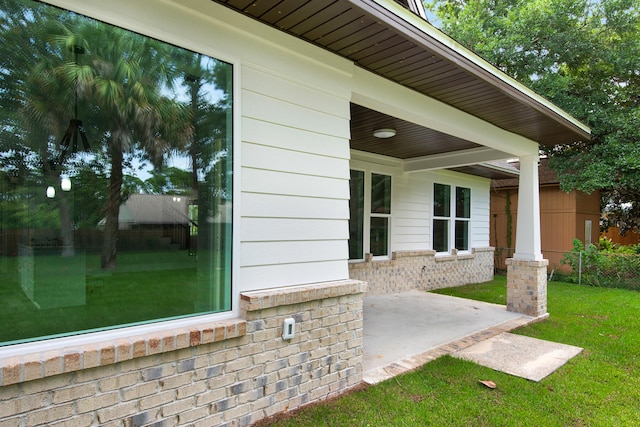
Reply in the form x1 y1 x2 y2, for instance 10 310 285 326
0 0 233 346
433 183 471 253
370 174 391 256
349 170 391 259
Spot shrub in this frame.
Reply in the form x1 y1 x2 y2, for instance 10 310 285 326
562 238 640 290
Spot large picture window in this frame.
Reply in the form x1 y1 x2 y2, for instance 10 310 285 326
433 183 470 253
0 0 233 346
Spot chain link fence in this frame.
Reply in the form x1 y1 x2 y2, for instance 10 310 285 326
562 250 640 290
495 246 640 290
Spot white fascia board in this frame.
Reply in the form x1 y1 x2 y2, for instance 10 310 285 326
350 150 404 168
370 0 590 136
352 68 539 157
480 162 520 177
403 147 514 173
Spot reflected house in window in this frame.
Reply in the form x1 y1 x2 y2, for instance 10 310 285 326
99 194 193 252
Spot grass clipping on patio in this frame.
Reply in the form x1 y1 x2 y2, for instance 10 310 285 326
256 276 640 426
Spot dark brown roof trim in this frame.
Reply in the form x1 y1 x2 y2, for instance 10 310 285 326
349 0 590 142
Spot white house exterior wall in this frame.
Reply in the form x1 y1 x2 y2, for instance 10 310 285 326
35 0 508 304
395 169 491 251
349 156 493 294
350 156 490 253
239 63 352 293
0 1 503 425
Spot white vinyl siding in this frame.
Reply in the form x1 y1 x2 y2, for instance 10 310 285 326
239 62 352 291
352 157 491 254
393 173 431 250
42 0 493 304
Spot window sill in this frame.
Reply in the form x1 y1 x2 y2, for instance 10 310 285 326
434 250 476 262
0 317 246 387
240 279 367 312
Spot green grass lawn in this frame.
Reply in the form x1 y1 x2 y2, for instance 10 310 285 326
256 276 640 426
0 250 227 345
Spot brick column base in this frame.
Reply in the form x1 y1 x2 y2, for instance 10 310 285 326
506 258 549 317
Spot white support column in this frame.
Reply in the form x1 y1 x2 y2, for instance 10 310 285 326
506 152 548 318
513 154 543 261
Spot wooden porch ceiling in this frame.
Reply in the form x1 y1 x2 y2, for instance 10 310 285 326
350 103 480 159
213 0 589 169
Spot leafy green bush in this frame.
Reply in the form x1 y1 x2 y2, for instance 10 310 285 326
598 236 640 254
562 238 640 289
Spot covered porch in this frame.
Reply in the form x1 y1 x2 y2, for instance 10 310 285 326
362 289 545 384
215 0 591 318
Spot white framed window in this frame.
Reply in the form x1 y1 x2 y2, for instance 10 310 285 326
349 170 365 260
433 183 471 253
370 173 392 257
0 0 234 346
433 183 451 253
349 170 392 260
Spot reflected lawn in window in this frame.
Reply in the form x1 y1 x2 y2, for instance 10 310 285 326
0 250 224 345
0 0 233 345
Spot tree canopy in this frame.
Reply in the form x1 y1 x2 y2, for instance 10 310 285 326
427 0 640 233
0 0 232 268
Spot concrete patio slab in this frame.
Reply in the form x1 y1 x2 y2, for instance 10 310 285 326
452 332 583 381
362 290 546 384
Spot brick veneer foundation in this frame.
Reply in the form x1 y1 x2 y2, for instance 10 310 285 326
0 279 365 426
506 258 549 317
349 247 494 295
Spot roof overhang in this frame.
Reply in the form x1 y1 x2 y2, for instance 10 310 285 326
213 0 590 149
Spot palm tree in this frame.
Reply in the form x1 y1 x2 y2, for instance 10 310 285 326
0 1 81 253
71 22 192 269
6 7 192 269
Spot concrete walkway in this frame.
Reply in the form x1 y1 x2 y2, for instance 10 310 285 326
453 332 583 382
362 290 546 384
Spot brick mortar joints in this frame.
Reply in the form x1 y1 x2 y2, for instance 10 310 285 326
0 318 246 387
240 280 367 312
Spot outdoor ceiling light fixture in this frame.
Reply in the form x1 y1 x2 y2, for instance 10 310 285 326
373 128 396 139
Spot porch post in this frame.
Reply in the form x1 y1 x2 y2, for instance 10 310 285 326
506 153 548 317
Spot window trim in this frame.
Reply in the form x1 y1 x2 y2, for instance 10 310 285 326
0 311 246 387
433 183 471 255
348 167 366 262
0 309 239 359
369 173 392 259
433 183 451 254
348 168 393 261
454 186 471 252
